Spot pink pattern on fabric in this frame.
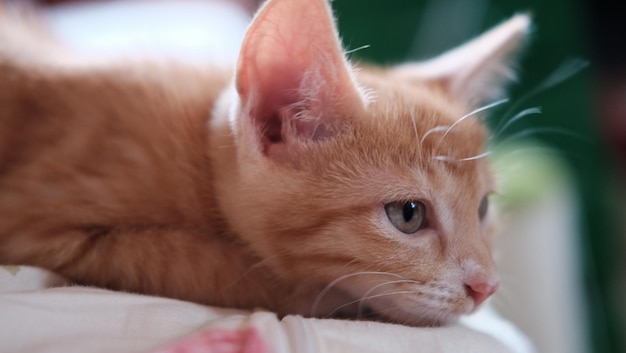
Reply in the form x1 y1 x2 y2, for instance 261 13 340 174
152 327 268 353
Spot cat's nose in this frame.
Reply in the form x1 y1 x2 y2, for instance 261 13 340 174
464 277 499 308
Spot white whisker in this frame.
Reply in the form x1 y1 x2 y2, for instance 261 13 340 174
492 276 521 310
459 151 492 161
498 127 591 146
490 107 542 141
345 44 371 55
432 151 492 162
420 126 449 145
410 108 420 147
492 58 588 132
432 155 454 162
439 98 509 142
357 279 423 319
223 252 282 291
328 290 417 318
490 146 560 164
537 58 589 93
311 271 403 317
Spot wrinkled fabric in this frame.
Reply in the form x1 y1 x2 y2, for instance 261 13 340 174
0 266 533 353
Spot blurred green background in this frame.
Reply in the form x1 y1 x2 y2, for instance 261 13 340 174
331 0 623 352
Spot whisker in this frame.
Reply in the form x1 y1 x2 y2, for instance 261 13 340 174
327 290 417 318
460 151 492 161
489 107 542 142
490 146 561 165
381 301 412 326
497 126 591 146
310 271 403 317
433 311 450 327
491 282 518 310
492 58 588 132
357 279 424 319
223 252 283 292
345 44 371 55
432 155 453 162
438 98 509 142
410 107 420 148
420 126 449 145
427 99 508 160
492 144 588 171
537 58 590 93
432 151 492 162
427 312 442 328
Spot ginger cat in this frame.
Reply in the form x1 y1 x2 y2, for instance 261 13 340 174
0 0 529 326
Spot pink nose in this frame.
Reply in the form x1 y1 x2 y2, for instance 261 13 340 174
465 279 499 308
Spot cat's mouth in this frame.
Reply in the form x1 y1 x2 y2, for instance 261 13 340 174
324 280 476 326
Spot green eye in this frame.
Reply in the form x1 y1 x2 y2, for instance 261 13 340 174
385 201 426 234
478 195 489 220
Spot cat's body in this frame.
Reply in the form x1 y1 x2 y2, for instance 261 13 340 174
0 0 529 326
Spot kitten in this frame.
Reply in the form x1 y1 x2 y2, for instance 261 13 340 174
0 0 529 326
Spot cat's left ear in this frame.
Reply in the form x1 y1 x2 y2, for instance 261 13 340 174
391 14 531 106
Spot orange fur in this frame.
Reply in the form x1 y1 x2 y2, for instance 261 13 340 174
0 0 529 326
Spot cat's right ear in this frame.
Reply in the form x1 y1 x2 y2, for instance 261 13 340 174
233 0 366 161
391 14 531 106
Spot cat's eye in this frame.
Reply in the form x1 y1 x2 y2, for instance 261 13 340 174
478 195 489 220
385 201 426 234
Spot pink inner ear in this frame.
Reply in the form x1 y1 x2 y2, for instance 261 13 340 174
235 0 363 156
236 0 342 102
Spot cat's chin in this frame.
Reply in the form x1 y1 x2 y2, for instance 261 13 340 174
321 306 462 327
355 300 472 327
311 297 466 327
376 310 461 327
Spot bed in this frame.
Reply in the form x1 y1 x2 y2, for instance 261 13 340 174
1 266 533 353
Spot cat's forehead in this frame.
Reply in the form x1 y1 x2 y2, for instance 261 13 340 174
296 68 493 203
294 77 492 208
353 69 489 164
306 69 492 200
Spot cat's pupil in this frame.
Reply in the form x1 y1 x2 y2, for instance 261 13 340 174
403 202 416 222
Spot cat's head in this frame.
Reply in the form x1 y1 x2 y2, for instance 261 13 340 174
217 0 529 325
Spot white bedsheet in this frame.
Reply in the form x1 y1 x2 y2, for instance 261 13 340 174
0 266 534 353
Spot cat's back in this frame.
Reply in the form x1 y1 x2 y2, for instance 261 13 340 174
0 49 231 232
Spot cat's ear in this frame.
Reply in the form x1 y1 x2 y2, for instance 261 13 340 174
391 14 531 106
234 0 365 160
